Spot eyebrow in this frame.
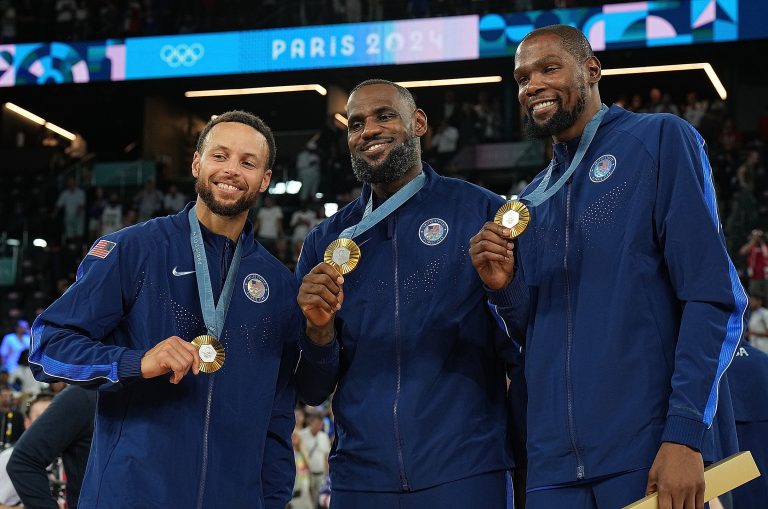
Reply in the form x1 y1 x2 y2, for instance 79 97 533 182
514 54 565 77
347 105 397 124
208 144 259 159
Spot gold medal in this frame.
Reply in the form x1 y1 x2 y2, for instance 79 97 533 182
191 335 225 373
494 201 530 238
324 238 361 275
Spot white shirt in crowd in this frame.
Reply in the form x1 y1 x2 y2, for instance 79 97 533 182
56 188 85 218
163 192 187 212
299 427 331 475
432 125 460 153
290 209 318 243
101 204 124 236
749 306 768 353
256 206 284 240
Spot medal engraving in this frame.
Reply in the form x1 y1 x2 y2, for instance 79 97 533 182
494 201 530 238
324 238 361 275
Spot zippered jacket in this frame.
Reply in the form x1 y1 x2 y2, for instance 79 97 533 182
30 204 327 509
296 163 513 492
490 105 747 488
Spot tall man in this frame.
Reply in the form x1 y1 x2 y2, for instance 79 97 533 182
30 111 330 509
470 25 746 509
296 80 513 508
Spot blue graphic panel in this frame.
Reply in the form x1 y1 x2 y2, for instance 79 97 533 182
479 0 750 57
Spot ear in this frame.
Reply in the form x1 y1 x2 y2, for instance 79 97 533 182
260 169 272 193
413 108 428 137
586 56 601 84
192 152 201 178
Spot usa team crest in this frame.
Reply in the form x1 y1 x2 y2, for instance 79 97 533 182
419 218 449 246
589 154 617 183
243 274 269 303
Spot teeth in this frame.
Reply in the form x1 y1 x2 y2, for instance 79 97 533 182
533 100 556 112
365 143 385 152
217 183 238 191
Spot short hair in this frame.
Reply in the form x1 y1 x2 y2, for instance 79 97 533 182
195 110 276 170
349 79 417 112
519 24 595 63
306 412 323 422
24 391 54 419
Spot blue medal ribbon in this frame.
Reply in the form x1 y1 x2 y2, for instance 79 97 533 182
523 104 609 207
339 170 426 239
188 206 243 339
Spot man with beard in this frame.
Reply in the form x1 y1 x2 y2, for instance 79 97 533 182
295 80 515 508
29 111 332 509
469 25 745 509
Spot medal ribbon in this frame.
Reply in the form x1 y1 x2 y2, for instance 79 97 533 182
339 170 426 239
523 104 609 207
188 206 243 339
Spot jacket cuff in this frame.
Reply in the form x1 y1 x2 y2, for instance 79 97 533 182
661 415 707 451
300 332 339 365
117 349 145 381
485 272 526 307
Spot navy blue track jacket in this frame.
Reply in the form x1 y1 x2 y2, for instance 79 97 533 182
30 204 329 509
491 105 747 488
296 163 513 492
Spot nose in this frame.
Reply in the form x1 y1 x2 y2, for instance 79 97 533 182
360 117 382 140
525 73 546 97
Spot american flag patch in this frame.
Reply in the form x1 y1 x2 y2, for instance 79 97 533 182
88 239 117 259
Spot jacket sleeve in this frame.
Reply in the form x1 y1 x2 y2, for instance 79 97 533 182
8 386 95 509
29 236 146 391
485 254 531 345
261 339 298 509
654 117 748 450
293 228 341 406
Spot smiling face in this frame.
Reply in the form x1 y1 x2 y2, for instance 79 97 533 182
346 83 427 186
192 122 272 218
514 33 599 142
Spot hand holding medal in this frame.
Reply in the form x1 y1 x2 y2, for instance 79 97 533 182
191 335 226 373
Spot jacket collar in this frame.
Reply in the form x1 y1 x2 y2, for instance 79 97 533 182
176 202 257 255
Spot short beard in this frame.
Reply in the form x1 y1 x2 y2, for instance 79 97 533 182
195 178 259 217
522 80 587 140
351 134 420 185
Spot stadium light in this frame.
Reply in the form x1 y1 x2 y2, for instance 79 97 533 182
602 63 727 100
396 76 503 88
185 84 328 97
334 113 348 127
33 238 48 248
3 103 76 140
5 239 20 247
324 203 339 217
4 102 45 124
286 181 302 194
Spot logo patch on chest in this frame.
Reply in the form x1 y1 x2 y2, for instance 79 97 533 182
589 154 617 183
243 274 269 303
419 218 449 246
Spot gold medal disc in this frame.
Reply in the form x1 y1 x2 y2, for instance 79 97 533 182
324 238 361 275
191 335 225 373
494 201 531 238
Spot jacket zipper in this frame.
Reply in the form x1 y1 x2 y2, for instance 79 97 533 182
563 148 585 480
391 215 410 491
197 236 226 507
196 375 216 509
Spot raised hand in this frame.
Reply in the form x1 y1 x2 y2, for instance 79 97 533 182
469 222 515 291
297 262 344 346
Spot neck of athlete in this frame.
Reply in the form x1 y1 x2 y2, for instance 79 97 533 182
194 197 247 242
370 162 423 200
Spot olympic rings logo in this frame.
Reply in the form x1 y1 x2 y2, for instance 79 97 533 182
159 43 205 68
